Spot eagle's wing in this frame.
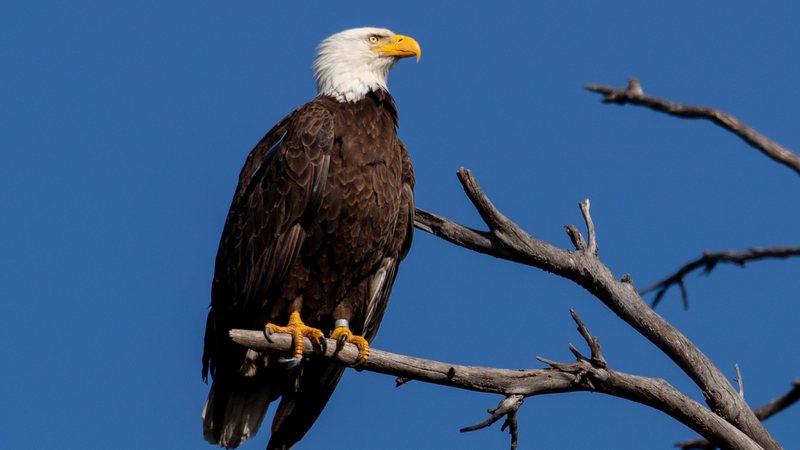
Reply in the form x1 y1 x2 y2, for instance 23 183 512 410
362 140 415 341
202 100 333 448
266 140 415 450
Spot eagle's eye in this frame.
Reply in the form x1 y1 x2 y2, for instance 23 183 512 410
368 35 379 44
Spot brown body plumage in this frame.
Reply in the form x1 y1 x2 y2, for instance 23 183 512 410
202 85 414 449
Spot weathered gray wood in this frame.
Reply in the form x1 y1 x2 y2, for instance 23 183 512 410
678 381 800 449
640 246 800 308
229 327 761 450
586 77 800 176
413 167 779 449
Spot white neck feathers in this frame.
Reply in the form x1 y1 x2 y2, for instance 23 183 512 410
313 28 397 103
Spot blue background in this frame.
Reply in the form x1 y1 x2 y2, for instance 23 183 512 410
2 1 798 448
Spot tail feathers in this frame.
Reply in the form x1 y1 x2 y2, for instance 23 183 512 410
266 361 345 450
203 378 273 449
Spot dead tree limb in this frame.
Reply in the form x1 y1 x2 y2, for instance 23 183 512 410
460 395 523 450
753 380 800 422
677 381 800 449
229 311 762 450
413 168 780 449
639 247 800 309
585 77 800 175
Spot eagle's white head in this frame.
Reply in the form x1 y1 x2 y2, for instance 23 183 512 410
314 27 421 103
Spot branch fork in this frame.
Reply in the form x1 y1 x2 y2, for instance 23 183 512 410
415 167 779 449
640 246 800 309
537 310 608 392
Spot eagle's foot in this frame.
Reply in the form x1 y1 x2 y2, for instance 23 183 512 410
265 311 325 359
331 326 369 366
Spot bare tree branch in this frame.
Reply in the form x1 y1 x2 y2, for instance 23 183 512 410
755 380 800 421
585 77 800 175
639 247 800 309
229 323 762 450
413 168 780 449
564 224 586 251
460 395 523 450
579 199 598 256
399 78 798 448
736 364 745 400
677 381 800 449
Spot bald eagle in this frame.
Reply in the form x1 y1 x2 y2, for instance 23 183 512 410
202 28 420 449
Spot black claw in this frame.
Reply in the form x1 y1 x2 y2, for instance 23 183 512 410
333 335 347 357
263 327 274 343
319 337 328 354
352 357 367 371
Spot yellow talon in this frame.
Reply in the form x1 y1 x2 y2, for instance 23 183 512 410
266 311 325 358
331 326 370 361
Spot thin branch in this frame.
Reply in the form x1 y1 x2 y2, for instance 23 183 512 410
677 380 800 449
414 168 779 449
564 224 586 251
414 208 513 260
585 77 800 175
459 396 521 432
639 247 800 309
569 308 606 368
736 364 745 400
229 327 761 450
456 168 538 252
460 395 523 450
501 408 519 450
579 199 598 256
755 380 800 421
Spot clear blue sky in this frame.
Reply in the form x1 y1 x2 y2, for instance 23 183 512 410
2 1 798 449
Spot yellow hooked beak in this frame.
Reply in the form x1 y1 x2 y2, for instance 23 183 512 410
372 34 421 62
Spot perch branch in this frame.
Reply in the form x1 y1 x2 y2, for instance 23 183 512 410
229 320 761 450
585 77 800 175
639 246 800 309
413 168 780 449
677 380 800 449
